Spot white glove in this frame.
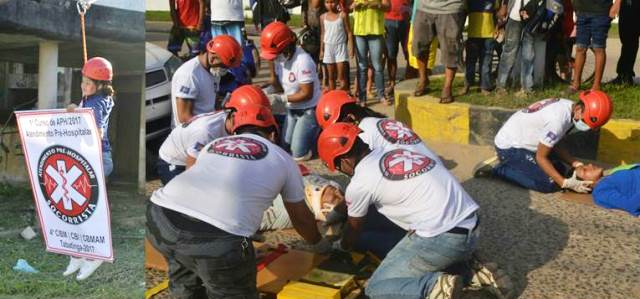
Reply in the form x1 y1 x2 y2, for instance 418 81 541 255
62 256 83 277
62 256 103 280
562 172 593 193
311 238 332 254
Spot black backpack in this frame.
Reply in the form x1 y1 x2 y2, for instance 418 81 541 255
253 0 290 27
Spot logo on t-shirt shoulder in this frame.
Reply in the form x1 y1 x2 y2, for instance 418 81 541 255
301 69 312 75
179 85 191 94
377 119 421 145
288 72 296 83
207 136 268 160
521 98 559 113
379 149 436 181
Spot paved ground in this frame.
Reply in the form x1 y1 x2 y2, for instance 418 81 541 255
145 22 640 298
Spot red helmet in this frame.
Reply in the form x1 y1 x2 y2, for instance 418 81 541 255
82 57 113 81
317 123 362 171
231 103 278 133
316 90 357 129
260 21 295 60
225 85 271 111
206 35 243 68
579 90 613 128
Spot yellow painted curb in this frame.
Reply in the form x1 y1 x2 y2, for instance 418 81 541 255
395 91 470 145
597 119 640 164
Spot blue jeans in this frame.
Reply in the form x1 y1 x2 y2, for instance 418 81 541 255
575 13 612 49
103 150 113 178
156 158 186 185
211 21 244 46
366 228 478 299
355 35 385 101
496 19 535 91
354 206 407 259
385 19 410 60
492 147 568 193
465 38 496 90
283 107 319 159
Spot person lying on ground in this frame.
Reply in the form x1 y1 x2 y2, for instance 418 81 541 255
473 91 613 194
575 163 640 217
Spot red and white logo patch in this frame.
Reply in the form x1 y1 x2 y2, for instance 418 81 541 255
208 136 268 160
521 98 559 113
377 119 421 145
288 72 297 83
379 149 436 181
38 146 99 225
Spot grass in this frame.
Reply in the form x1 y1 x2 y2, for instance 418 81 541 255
146 11 304 28
421 77 640 120
0 183 145 298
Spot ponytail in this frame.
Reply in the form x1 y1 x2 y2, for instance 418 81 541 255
98 81 115 97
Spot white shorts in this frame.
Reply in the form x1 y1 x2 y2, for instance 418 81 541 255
323 42 348 64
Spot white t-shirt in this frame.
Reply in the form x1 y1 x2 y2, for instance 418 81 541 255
158 111 228 166
171 56 221 127
151 133 306 237
509 0 531 21
358 117 441 163
345 147 479 238
275 47 322 110
210 0 244 21
495 98 574 152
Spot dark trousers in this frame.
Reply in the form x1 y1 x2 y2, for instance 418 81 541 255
616 2 640 77
465 38 496 90
156 158 186 185
146 203 257 299
492 147 568 193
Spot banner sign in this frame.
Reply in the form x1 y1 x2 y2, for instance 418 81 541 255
15 108 113 261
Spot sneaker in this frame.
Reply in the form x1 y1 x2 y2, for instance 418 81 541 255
606 75 634 85
427 274 463 299
62 256 83 276
293 150 313 162
472 156 499 178
76 259 103 281
466 253 514 299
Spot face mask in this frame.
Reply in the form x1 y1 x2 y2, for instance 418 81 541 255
275 54 287 63
573 118 591 132
210 67 228 77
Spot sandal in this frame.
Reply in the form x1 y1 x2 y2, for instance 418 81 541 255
413 80 430 96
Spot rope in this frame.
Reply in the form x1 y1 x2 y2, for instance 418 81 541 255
76 0 97 63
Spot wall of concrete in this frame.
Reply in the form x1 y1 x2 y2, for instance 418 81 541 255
394 79 640 165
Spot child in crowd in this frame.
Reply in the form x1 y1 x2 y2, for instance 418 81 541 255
464 0 500 95
320 0 353 91
64 57 115 280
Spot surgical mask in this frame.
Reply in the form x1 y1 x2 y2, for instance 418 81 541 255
573 118 591 131
210 67 228 77
275 54 287 63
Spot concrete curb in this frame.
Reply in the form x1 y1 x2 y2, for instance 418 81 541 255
394 79 640 164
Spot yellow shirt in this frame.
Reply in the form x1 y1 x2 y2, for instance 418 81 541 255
353 2 385 36
467 12 495 38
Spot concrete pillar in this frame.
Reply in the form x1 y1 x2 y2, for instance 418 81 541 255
37 41 58 109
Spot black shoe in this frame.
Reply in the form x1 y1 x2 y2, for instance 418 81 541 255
607 75 634 85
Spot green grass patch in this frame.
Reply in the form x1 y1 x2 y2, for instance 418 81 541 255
0 184 145 298
424 77 640 120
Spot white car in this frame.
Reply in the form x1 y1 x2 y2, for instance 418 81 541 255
145 42 182 140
